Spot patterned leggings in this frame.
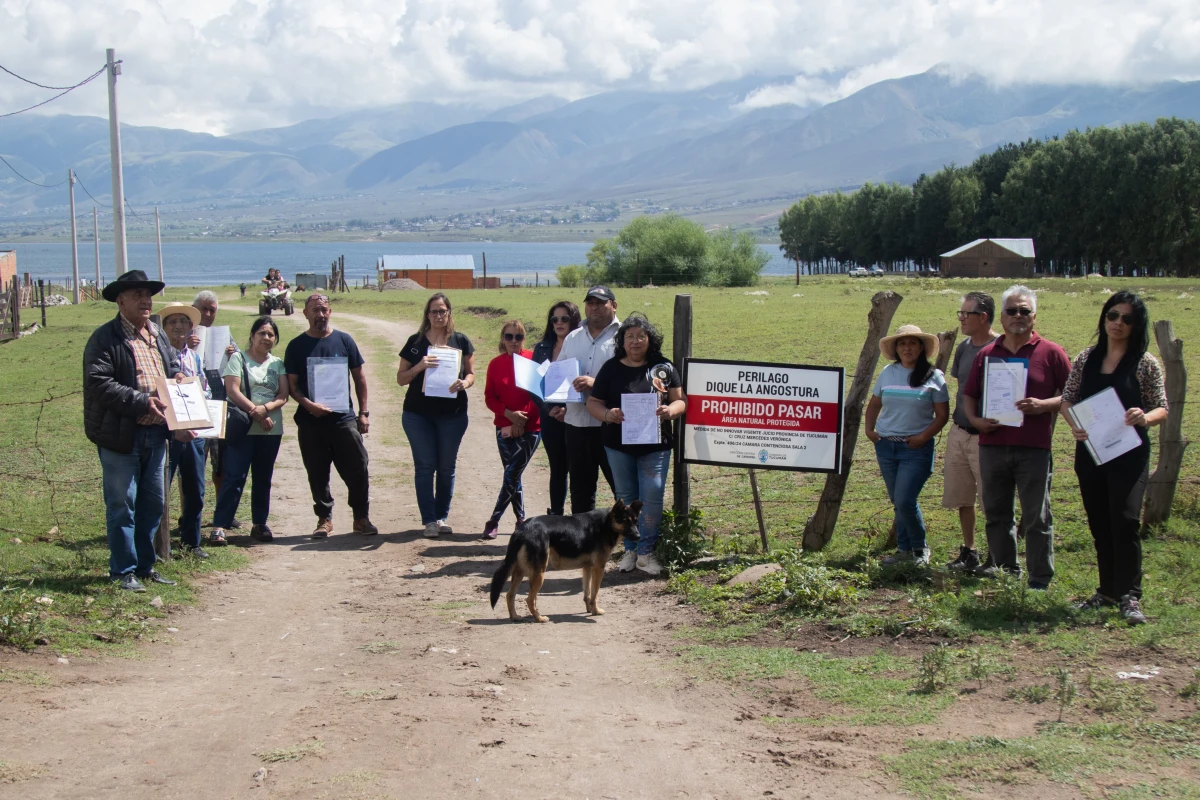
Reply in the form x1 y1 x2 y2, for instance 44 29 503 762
490 429 541 524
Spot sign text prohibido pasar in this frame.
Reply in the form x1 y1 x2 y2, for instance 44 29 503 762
681 359 844 473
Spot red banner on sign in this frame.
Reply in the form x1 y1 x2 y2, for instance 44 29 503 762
685 395 840 434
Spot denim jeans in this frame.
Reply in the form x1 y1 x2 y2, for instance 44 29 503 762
605 447 671 556
489 429 541 524
214 435 283 528
402 410 469 525
874 438 935 553
168 437 207 548
540 412 569 515
98 425 167 577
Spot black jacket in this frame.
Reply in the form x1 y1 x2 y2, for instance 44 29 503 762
83 315 180 453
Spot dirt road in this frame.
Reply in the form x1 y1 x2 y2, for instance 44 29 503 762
0 309 898 799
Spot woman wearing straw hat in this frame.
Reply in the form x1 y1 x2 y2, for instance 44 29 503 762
865 325 950 566
158 301 211 559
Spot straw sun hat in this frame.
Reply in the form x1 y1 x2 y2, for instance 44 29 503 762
157 302 201 327
879 324 939 361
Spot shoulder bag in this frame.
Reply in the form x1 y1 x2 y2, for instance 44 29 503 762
225 353 254 442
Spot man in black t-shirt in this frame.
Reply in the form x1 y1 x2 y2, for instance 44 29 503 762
284 294 377 538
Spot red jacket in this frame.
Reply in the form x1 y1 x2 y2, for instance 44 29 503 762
484 350 541 434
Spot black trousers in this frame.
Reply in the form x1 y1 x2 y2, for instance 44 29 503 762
565 425 614 514
1075 444 1148 600
540 413 569 514
296 418 370 520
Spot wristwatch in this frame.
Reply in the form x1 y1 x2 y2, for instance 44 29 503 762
358 411 370 417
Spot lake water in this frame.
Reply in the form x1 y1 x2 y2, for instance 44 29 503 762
4 240 791 286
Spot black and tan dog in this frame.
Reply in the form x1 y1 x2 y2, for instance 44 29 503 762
489 499 643 622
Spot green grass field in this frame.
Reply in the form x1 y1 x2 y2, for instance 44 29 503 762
3 275 1198 796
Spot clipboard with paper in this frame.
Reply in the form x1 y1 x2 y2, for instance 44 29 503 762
154 376 214 431
1066 387 1142 465
512 354 582 402
983 360 1027 427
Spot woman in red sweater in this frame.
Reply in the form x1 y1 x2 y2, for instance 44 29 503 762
482 320 542 538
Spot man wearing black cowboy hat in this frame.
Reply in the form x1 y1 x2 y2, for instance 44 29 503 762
83 270 184 592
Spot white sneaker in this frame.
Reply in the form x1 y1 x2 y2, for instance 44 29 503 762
618 551 638 572
422 521 440 538
636 553 664 576
437 519 453 535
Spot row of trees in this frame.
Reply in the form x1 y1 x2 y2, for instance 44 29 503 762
778 118 1200 276
557 214 769 287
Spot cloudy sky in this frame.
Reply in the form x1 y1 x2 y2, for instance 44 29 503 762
2 0 1197 134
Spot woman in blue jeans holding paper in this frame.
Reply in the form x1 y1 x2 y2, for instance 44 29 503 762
587 314 686 576
397 293 476 538
864 325 949 567
212 316 290 545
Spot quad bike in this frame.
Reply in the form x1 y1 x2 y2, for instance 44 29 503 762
259 285 294 316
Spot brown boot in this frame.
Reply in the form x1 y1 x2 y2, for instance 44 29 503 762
353 518 378 535
312 517 333 539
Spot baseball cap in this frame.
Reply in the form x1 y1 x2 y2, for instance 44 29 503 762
585 285 616 302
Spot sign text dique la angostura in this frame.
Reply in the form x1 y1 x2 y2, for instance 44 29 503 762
681 359 845 473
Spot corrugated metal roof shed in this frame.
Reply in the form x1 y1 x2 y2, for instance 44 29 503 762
377 254 476 271
941 238 1035 259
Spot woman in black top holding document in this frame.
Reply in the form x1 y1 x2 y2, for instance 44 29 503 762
1060 291 1167 625
397 293 476 538
588 314 686 576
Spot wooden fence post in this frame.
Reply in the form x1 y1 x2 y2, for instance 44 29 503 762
1143 320 1188 531
672 294 692 518
802 291 903 551
38 280 46 327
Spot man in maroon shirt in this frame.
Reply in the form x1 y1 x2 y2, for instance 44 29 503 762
963 285 1072 588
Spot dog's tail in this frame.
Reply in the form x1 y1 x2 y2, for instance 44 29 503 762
489 537 520 609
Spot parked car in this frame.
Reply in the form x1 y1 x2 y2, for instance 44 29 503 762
849 267 868 277
869 266 885 275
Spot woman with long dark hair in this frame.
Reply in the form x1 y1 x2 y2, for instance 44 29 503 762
1061 291 1167 625
397 293 476 537
864 325 950 566
586 314 687 576
532 300 581 516
212 316 290 544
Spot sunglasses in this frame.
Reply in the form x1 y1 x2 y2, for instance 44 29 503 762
956 310 986 320
1004 307 1033 317
550 315 571 324
502 332 525 342
1106 310 1136 325
428 308 449 316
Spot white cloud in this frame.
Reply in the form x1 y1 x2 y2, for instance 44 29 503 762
0 0 1196 134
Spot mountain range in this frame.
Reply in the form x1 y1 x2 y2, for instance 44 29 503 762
3 67 1199 212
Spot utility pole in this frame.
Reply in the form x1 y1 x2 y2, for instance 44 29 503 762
106 48 128 276
155 206 164 282
68 170 80 304
93 207 101 292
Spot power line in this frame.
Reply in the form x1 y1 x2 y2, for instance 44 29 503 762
0 63 81 91
0 153 67 188
74 173 110 206
0 65 106 120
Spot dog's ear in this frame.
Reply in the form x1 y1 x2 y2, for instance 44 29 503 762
630 500 643 517
613 498 626 512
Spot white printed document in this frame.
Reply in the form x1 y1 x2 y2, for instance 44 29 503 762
983 361 1027 427
544 358 582 403
308 357 351 412
620 393 661 445
195 401 228 439
422 346 462 398
512 354 546 399
1067 387 1143 465
202 325 231 372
